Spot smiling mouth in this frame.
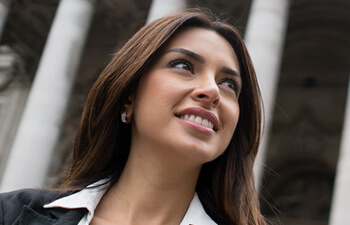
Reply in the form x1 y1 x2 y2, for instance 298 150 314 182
180 114 214 130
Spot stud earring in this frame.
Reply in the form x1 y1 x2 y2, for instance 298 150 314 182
121 111 127 123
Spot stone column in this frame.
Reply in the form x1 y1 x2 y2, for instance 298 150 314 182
146 0 186 23
0 46 28 181
0 0 95 192
0 0 11 40
244 0 290 190
329 77 350 225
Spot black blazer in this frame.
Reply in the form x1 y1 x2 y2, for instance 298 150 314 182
0 189 87 225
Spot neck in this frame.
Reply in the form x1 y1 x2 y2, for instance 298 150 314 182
94 142 202 225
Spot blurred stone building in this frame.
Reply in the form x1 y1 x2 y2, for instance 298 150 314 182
0 0 349 225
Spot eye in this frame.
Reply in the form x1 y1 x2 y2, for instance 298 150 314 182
168 59 194 73
219 78 240 95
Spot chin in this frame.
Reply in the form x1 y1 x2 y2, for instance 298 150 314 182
179 142 224 164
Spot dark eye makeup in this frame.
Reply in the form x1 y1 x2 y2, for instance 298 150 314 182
219 78 241 96
167 58 195 74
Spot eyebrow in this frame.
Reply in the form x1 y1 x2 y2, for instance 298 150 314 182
221 67 241 79
164 48 205 64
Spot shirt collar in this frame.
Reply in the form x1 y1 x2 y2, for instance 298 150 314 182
44 179 109 224
44 180 217 225
180 192 217 225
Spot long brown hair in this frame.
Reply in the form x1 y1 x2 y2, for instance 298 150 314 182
61 8 265 225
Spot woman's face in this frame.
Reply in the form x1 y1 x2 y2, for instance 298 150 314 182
129 27 241 164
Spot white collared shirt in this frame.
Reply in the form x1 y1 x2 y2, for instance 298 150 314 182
44 180 217 225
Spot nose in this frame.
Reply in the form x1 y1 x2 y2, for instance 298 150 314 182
191 76 220 107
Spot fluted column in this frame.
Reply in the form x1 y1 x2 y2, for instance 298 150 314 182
244 0 290 190
0 0 11 40
329 77 350 225
146 0 186 23
0 0 95 192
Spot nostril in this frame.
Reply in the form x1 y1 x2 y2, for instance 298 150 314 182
213 98 220 106
198 94 206 98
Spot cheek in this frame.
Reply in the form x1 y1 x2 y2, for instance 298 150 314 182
231 105 240 131
220 102 240 146
133 72 181 123
222 98 240 129
136 74 165 110
138 72 175 102
229 106 240 139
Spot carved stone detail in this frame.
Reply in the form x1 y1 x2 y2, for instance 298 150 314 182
0 46 21 91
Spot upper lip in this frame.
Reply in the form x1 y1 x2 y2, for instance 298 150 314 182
176 107 219 131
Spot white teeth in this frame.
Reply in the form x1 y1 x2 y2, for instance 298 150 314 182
194 116 202 124
180 114 214 129
189 115 195 122
202 119 209 127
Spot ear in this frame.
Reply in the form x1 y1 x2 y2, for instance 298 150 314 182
122 94 135 120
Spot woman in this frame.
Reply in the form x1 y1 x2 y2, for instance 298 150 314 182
0 9 265 225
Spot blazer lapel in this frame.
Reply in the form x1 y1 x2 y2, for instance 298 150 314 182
53 208 87 225
18 205 87 225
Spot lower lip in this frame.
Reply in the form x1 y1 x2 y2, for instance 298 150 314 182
178 118 215 135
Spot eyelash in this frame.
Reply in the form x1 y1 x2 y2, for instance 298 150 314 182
219 78 240 95
168 58 194 73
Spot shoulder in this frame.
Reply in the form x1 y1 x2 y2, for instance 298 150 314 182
0 189 68 224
